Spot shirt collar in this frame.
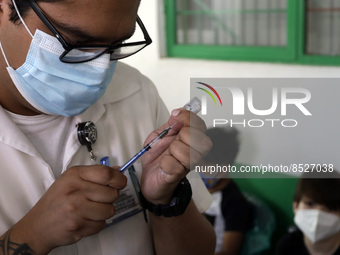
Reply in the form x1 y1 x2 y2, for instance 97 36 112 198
76 62 141 124
0 62 141 155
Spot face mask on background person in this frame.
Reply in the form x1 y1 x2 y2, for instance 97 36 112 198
0 1 117 117
294 209 340 243
201 177 219 189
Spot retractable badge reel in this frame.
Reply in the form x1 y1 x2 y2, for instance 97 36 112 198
77 121 97 162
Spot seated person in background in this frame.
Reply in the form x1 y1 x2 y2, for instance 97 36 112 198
276 170 340 255
199 127 254 255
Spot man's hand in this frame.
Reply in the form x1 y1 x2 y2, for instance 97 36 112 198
140 109 212 205
8 165 127 254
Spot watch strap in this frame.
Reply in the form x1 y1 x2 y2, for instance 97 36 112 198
139 177 192 217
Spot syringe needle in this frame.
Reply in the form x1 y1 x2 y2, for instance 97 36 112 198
148 122 177 148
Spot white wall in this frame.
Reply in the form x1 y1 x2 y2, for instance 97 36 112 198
122 1 340 171
123 1 340 110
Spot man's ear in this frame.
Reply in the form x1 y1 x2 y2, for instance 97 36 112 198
0 1 3 28
0 0 5 22
293 201 298 214
0 0 10 28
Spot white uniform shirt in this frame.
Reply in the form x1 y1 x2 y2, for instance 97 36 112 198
0 62 212 255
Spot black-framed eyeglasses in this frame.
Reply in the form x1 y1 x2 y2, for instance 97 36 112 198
27 0 152 63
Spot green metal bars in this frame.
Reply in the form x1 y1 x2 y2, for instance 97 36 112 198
165 0 340 65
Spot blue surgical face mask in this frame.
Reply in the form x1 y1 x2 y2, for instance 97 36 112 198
198 172 219 189
0 3 117 117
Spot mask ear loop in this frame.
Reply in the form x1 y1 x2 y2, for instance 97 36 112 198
0 0 33 67
0 42 10 67
11 0 34 38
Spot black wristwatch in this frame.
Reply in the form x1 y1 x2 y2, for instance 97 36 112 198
139 177 192 217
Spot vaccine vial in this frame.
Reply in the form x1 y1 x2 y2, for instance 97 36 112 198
183 97 202 114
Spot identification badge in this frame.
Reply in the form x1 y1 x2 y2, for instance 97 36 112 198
105 165 144 226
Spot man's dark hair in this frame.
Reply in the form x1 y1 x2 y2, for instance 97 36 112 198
9 0 63 24
293 170 340 211
204 127 240 166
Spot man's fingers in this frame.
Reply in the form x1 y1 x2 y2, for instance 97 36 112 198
176 127 212 156
168 109 207 134
75 220 107 239
168 140 204 170
81 201 116 221
77 165 127 189
144 109 207 146
83 183 120 204
159 154 186 183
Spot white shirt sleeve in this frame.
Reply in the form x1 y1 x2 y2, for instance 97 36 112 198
187 171 213 213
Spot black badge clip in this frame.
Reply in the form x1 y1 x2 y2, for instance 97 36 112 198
77 121 97 162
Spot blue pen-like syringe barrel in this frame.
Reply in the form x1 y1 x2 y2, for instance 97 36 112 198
119 127 171 172
119 147 148 172
119 127 172 172
119 98 202 172
147 126 172 148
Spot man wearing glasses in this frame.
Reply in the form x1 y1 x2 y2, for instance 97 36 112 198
0 0 215 255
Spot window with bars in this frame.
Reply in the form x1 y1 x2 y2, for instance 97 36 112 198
306 0 340 56
164 0 340 65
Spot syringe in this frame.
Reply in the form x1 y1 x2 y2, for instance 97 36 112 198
119 97 202 172
119 122 177 172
